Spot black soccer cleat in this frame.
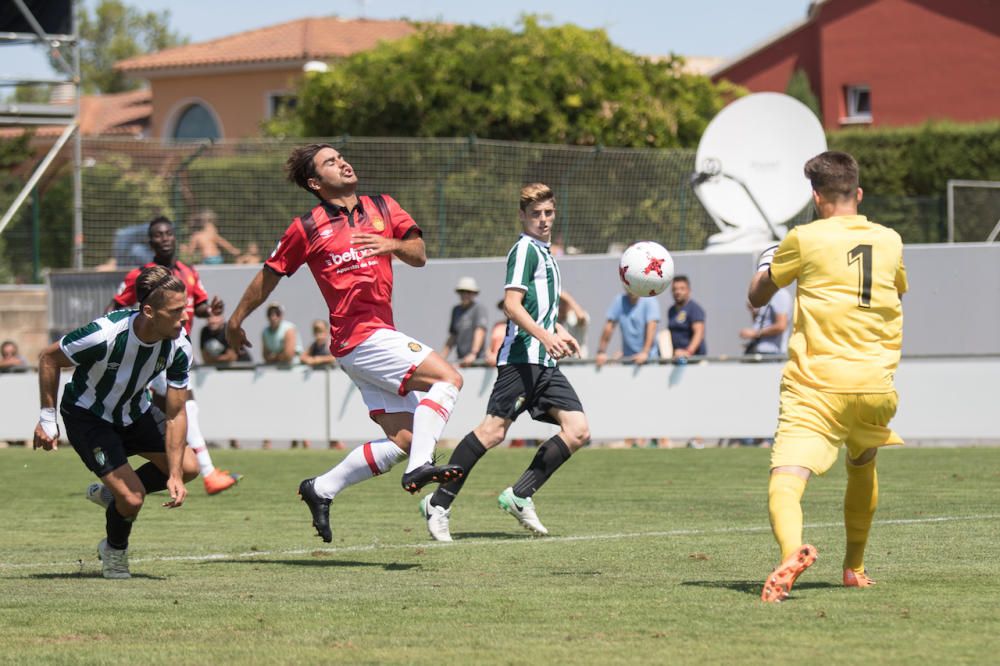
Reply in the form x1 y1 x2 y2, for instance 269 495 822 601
400 463 464 495
297 478 333 543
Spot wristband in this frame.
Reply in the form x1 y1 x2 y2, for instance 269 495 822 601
756 244 778 272
39 407 59 438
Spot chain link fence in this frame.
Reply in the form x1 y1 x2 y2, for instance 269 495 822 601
0 136 974 280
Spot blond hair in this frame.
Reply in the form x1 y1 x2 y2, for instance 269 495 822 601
519 183 555 211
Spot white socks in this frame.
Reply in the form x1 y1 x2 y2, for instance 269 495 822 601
313 439 406 499
184 400 215 477
404 381 459 473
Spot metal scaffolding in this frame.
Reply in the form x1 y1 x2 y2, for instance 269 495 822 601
0 0 82 268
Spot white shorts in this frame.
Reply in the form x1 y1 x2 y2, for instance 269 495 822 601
338 328 434 419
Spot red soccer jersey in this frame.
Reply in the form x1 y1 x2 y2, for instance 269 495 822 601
112 260 208 334
264 194 419 357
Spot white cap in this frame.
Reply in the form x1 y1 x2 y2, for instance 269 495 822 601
455 277 479 293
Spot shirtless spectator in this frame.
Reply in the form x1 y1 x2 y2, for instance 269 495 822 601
0 340 28 371
183 210 240 265
236 242 262 265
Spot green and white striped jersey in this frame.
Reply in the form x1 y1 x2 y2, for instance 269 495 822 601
498 234 562 367
59 310 192 426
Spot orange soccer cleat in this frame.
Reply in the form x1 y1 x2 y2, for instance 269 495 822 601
204 469 240 495
843 568 877 587
761 544 818 603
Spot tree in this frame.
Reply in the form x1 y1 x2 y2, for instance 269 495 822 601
785 68 822 122
75 0 187 94
272 17 741 148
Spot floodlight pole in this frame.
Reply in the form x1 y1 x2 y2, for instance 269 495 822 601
72 2 83 268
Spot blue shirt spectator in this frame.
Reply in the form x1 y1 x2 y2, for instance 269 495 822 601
596 291 660 367
667 275 707 357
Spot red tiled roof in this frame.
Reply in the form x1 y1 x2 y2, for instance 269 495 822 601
0 89 150 139
115 16 418 73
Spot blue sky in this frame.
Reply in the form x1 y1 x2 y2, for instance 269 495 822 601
6 0 811 79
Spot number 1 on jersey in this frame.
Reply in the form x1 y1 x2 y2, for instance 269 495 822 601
848 244 873 308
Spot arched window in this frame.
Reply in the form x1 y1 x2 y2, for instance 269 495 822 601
172 103 220 140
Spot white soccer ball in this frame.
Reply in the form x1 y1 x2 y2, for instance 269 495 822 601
619 241 674 297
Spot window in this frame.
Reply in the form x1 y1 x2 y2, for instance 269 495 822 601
843 85 872 124
268 93 298 118
172 103 220 140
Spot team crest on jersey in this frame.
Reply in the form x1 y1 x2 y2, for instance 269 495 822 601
154 358 166 373
676 311 688 324
93 447 106 467
408 342 422 353
371 217 385 232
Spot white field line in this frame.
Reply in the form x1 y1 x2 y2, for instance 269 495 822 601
2 513 998 572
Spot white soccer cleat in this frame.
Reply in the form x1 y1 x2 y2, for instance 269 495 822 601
497 487 549 536
97 538 131 579
86 483 113 510
419 494 453 542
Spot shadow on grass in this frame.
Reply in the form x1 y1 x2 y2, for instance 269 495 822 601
26 571 167 580
681 580 837 596
208 559 419 571
453 531 538 540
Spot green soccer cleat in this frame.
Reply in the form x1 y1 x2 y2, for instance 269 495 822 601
497 487 548 536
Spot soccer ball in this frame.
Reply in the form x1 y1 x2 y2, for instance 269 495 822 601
619 241 674 297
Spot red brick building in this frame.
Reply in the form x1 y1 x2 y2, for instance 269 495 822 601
711 0 1000 129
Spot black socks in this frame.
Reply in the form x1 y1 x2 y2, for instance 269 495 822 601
512 435 572 498
431 432 488 509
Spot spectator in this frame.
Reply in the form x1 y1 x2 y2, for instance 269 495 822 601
301 319 337 367
261 302 302 365
667 275 707 358
558 289 590 359
595 289 660 368
235 242 262 265
441 277 488 367
182 210 241 265
741 287 792 355
485 299 508 368
0 340 28 371
200 311 252 365
110 222 153 269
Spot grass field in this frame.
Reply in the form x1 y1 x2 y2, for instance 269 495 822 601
2 445 999 665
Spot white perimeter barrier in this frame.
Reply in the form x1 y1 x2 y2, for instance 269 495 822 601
2 356 997 442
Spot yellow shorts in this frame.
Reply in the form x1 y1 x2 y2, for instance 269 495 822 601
771 381 903 475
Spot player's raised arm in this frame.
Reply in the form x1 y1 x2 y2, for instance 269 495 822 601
226 266 282 353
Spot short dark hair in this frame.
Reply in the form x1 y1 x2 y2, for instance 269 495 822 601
147 216 173 237
266 304 283 318
136 265 184 308
804 151 860 201
672 275 690 286
1 340 15 352
286 143 336 200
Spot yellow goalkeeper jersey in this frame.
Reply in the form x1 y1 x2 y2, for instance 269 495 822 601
770 214 908 393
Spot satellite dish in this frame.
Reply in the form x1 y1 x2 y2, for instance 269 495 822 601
692 92 827 252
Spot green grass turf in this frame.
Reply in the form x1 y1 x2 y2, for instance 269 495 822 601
2 446 999 665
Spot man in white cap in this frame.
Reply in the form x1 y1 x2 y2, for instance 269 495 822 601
441 276 489 367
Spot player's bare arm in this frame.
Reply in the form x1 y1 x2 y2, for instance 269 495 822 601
504 289 570 359
162 385 189 508
351 229 426 267
226 267 282 352
34 342 74 450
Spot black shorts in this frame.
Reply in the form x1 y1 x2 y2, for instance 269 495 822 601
60 403 165 478
486 364 584 425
